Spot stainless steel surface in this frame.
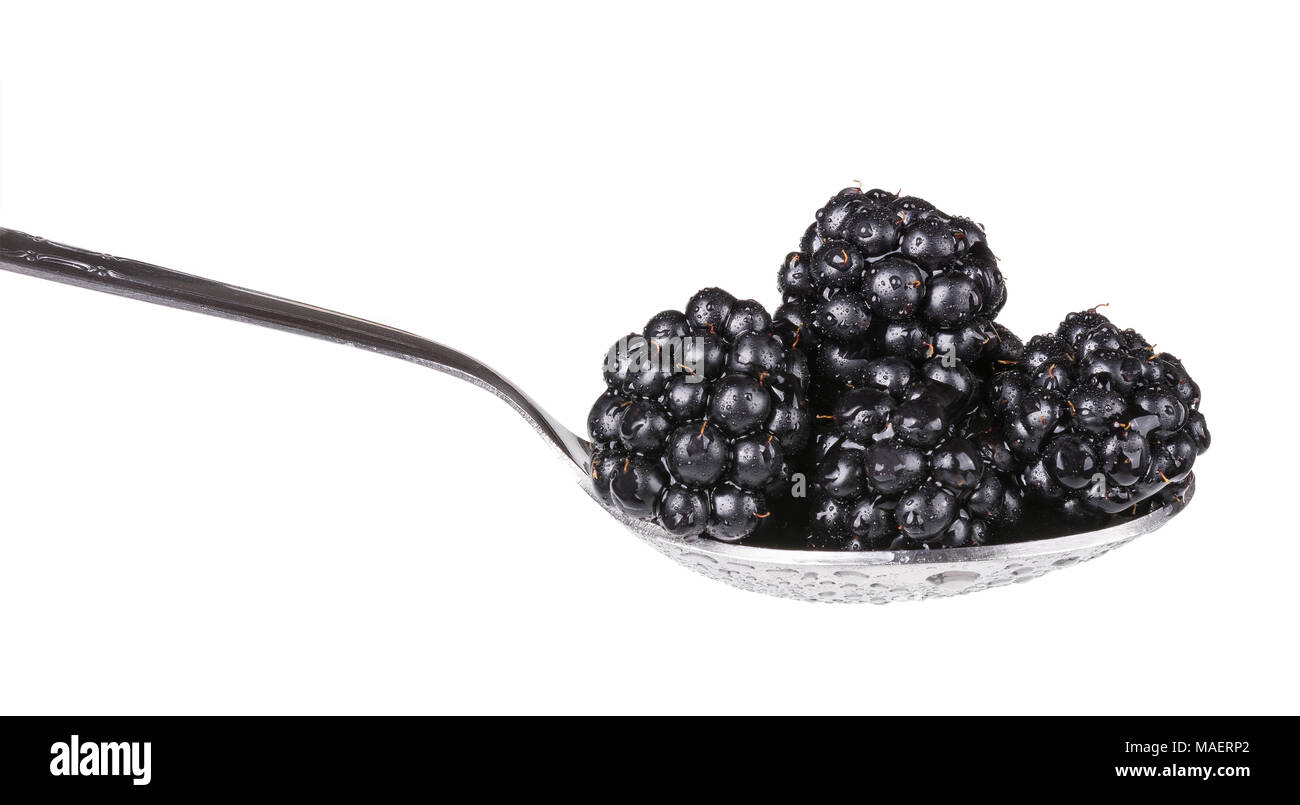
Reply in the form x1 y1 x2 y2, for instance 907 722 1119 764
592 479 1182 603
0 227 1184 603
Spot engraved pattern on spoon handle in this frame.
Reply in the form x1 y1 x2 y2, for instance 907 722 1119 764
0 227 592 469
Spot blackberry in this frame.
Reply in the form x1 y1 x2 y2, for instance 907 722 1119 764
990 307 1209 519
587 288 810 542
776 187 1010 369
805 364 1025 551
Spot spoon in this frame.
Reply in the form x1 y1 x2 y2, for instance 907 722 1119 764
0 227 1183 603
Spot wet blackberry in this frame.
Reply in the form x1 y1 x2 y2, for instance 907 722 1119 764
776 187 1010 369
991 308 1209 519
587 288 810 543
805 363 1025 551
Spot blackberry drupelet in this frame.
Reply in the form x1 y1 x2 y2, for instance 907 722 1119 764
587 288 810 543
805 363 1025 551
990 307 1209 519
776 187 1011 372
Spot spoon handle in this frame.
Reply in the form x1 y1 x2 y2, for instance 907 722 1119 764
0 227 593 470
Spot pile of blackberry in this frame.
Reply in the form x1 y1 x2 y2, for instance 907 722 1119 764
584 186 1210 551
990 307 1209 519
587 288 810 542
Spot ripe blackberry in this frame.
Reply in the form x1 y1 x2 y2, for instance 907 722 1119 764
805 363 1025 551
990 307 1209 519
776 186 1010 369
587 288 810 542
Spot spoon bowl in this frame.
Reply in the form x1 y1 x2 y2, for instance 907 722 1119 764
592 478 1181 602
0 227 1186 603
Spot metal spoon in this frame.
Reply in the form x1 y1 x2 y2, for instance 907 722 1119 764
0 227 1182 603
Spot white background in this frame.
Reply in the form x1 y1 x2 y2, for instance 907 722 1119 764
0 1 1296 715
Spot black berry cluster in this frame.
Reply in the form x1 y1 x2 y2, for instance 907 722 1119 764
776 187 1014 383
767 187 1027 550
989 307 1209 518
585 186 1210 550
807 366 1026 550
587 288 810 542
